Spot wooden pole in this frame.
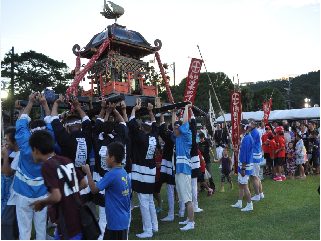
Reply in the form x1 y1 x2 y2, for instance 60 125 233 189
10 46 14 126
197 45 232 142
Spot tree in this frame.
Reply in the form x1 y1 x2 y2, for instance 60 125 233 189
159 71 234 115
1 50 74 102
241 86 254 112
252 86 286 111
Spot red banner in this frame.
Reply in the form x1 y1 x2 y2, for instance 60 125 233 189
263 98 273 124
231 91 242 174
182 58 203 104
180 58 203 118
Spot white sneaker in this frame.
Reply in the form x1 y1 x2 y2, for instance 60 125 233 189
136 232 153 238
161 216 174 221
194 207 203 213
179 218 189 225
231 201 242 208
175 213 184 218
260 193 265 199
251 195 260 201
180 222 195 230
241 202 253 211
219 165 222 169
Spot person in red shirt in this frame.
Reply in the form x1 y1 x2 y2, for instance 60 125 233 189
262 126 272 175
153 144 163 213
197 150 213 196
267 132 277 178
274 127 286 181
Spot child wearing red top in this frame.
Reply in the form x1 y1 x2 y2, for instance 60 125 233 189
153 144 163 213
267 132 277 178
274 127 286 181
262 127 272 175
197 150 213 197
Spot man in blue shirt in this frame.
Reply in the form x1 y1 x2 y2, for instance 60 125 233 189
231 119 254 211
171 103 194 230
81 141 131 240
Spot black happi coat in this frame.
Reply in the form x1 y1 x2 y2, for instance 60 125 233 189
128 117 158 194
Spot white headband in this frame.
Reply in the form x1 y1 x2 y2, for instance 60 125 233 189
66 120 81 126
30 126 46 133
98 132 114 140
240 121 251 130
142 122 152 126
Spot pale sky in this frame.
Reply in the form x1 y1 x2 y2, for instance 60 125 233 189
1 0 320 89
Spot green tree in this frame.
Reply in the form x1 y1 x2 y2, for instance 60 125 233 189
241 86 254 112
252 86 286 111
1 50 74 102
159 72 234 115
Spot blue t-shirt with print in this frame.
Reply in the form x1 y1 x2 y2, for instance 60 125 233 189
96 167 131 231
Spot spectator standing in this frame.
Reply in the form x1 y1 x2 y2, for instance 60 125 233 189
214 148 233 192
28 130 88 240
295 134 306 179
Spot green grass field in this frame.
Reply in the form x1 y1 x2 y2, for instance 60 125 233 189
40 149 320 240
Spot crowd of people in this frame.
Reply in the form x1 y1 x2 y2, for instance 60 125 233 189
1 91 320 240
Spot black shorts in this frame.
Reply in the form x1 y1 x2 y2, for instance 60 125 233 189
197 172 205 183
221 172 231 183
277 157 285 166
104 228 128 240
264 153 271 163
154 180 162 193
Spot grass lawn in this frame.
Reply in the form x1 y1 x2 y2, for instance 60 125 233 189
39 148 320 240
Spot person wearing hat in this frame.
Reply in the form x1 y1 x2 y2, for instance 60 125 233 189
262 126 272 175
248 119 264 201
274 127 286 181
231 119 254 211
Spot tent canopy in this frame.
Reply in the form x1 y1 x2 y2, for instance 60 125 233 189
216 107 320 123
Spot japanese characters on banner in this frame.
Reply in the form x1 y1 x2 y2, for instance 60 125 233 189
183 58 203 103
263 98 273 124
231 90 242 174
180 58 203 118
208 90 216 132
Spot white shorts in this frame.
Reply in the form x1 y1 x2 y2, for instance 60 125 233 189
252 163 260 177
216 146 223 159
175 173 192 204
238 173 249 185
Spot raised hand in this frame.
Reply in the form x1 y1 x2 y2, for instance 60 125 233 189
147 103 153 111
55 94 65 104
14 100 23 110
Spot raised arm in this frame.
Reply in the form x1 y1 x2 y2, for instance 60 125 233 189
172 108 177 128
182 102 192 124
188 104 194 118
22 91 37 116
111 102 125 123
15 100 24 120
160 112 165 123
131 101 141 118
104 102 114 122
121 101 128 122
72 96 87 119
98 100 107 119
147 103 155 122
1 145 14 177
51 94 65 117
38 93 51 116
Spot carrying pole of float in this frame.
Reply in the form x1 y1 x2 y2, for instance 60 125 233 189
155 52 174 104
196 45 232 142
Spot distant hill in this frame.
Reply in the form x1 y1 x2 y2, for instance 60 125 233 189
246 70 320 109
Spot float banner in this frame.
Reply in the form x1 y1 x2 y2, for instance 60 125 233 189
182 58 203 104
231 90 242 174
263 98 273 124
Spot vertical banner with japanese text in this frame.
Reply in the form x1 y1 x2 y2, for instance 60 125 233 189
263 98 273 124
231 91 242 174
180 58 203 118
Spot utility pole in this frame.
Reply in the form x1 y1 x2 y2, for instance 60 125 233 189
170 62 176 86
285 76 291 109
10 47 14 126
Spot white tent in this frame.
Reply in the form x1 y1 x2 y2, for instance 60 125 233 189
216 107 320 123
